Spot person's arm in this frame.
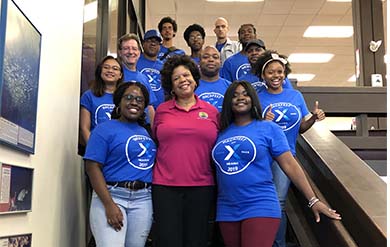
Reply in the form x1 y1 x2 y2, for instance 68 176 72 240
275 152 341 222
85 160 124 231
80 107 92 143
299 101 325 133
147 105 155 128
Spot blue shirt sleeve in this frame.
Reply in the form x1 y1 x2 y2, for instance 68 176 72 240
220 59 233 82
283 77 293 89
268 122 291 157
80 90 93 112
297 91 310 117
84 125 109 165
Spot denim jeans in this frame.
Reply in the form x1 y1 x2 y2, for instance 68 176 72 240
272 160 291 247
90 185 153 247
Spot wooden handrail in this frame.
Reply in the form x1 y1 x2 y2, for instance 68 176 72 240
290 124 386 246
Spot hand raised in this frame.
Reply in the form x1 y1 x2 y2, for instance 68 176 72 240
312 101 325 121
265 105 275 121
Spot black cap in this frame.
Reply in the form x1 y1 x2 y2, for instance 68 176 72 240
244 39 266 51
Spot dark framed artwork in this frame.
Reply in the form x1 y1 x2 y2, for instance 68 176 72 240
0 163 33 214
0 0 41 154
0 233 32 247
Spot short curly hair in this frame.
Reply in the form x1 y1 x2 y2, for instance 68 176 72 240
238 24 257 36
253 50 291 80
160 55 200 94
183 24 206 44
158 16 178 33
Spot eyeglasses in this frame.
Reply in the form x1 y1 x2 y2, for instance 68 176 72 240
102 64 121 72
189 35 203 41
122 94 145 103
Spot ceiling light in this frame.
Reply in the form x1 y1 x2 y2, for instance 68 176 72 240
304 26 353 38
207 0 263 2
288 74 315 82
288 53 334 63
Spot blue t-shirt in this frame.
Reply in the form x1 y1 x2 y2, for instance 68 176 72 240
122 67 158 108
216 42 225 52
157 45 185 63
191 56 200 65
137 54 165 107
84 120 156 182
195 78 231 112
80 90 114 131
258 89 309 156
220 52 251 82
212 120 290 221
238 73 265 93
239 73 294 93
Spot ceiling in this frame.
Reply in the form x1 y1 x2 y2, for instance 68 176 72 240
145 0 383 87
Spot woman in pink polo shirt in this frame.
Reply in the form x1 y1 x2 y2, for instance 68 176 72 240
152 55 219 247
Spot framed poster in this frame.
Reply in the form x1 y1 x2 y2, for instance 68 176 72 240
0 0 41 154
0 163 33 214
0 233 32 247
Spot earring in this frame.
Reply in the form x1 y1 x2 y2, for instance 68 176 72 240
170 90 175 96
116 107 121 116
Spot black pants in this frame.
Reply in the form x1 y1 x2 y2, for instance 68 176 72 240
152 185 215 247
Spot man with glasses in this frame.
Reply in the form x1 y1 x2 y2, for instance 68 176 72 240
117 33 157 125
183 24 206 65
137 30 165 108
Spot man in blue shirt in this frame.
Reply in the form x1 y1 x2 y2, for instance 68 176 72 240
183 24 206 65
220 23 257 82
137 30 165 108
195 46 230 112
238 39 266 91
157 17 185 62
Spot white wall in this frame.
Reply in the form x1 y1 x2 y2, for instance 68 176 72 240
0 0 86 246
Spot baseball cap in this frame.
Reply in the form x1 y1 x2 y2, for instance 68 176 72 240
244 39 266 51
144 29 162 42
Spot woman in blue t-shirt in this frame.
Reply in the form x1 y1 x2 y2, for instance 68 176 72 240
255 50 326 247
212 81 340 247
84 82 156 247
80 55 123 148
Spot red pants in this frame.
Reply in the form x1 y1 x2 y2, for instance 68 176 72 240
219 217 280 247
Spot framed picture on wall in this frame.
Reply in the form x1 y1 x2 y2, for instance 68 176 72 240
0 163 33 214
0 233 32 247
0 0 42 154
